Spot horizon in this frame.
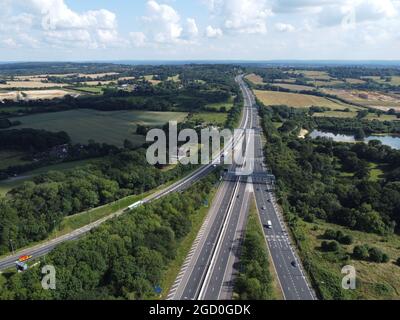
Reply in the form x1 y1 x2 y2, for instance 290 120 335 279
0 1 399 61
1 59 400 66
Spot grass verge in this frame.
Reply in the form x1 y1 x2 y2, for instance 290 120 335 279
233 197 279 300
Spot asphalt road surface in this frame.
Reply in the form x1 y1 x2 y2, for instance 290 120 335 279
246 83 315 300
169 76 255 300
169 75 315 300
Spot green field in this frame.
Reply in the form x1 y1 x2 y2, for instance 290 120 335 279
293 218 400 300
190 112 228 126
363 76 400 86
167 75 180 82
72 86 104 94
205 99 234 112
255 90 361 112
365 113 400 122
294 70 332 80
272 83 315 91
313 110 358 118
0 158 98 196
6 109 188 147
0 151 31 170
245 73 265 85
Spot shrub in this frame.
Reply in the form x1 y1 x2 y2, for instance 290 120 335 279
322 229 353 245
340 235 353 245
368 247 389 263
353 245 369 260
322 229 337 240
321 241 339 252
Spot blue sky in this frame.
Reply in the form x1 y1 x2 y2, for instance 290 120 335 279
0 0 399 61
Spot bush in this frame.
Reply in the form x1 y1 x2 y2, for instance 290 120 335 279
322 229 337 240
322 229 353 245
396 257 400 266
340 235 353 245
353 245 389 263
321 241 339 252
368 247 389 263
353 245 369 260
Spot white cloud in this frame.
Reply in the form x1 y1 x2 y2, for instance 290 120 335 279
143 0 182 43
1 38 18 48
0 0 121 48
182 18 199 39
205 0 272 34
130 32 147 48
271 0 399 27
138 1 198 44
275 23 295 32
206 25 223 38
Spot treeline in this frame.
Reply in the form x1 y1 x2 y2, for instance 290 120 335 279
0 84 234 116
0 149 196 254
0 140 121 180
225 87 244 130
0 62 126 77
325 66 400 79
259 106 400 235
314 117 400 135
0 128 70 152
0 118 20 129
0 172 219 300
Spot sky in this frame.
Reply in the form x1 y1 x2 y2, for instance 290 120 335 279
0 0 399 61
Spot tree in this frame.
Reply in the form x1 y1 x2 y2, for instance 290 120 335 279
123 139 135 150
353 245 369 260
368 247 389 263
321 241 339 252
340 234 353 245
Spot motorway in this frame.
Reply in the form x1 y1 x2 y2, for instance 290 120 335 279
169 76 315 300
169 76 255 300
241 78 315 300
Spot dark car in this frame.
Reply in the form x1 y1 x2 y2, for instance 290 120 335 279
291 261 297 268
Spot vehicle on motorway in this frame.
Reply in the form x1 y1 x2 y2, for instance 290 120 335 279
266 220 272 229
124 201 143 212
15 261 28 272
18 255 32 262
291 261 298 268
262 206 266 210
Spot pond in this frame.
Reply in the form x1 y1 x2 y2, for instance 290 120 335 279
309 130 400 150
